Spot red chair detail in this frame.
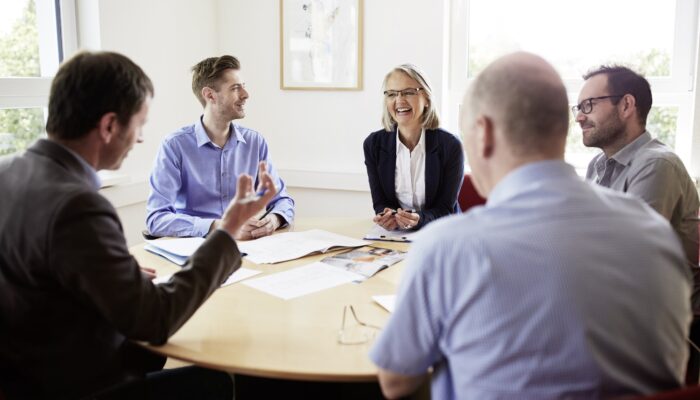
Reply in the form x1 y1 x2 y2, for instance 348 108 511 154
458 174 486 212
628 385 700 399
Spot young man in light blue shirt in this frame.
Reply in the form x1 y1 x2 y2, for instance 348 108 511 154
147 55 294 238
370 52 691 399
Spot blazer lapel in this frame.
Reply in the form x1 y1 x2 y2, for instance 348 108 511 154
379 132 397 205
424 130 440 206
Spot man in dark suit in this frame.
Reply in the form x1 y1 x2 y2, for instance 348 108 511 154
0 51 276 399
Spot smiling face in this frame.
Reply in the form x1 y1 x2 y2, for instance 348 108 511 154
385 71 428 131
210 69 249 122
575 73 625 150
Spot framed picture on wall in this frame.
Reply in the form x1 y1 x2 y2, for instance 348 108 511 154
280 0 363 90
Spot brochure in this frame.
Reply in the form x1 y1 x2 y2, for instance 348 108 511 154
320 246 406 281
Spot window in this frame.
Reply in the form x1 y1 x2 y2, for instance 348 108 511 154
447 0 699 171
0 0 76 156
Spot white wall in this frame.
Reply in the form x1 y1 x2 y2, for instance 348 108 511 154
88 0 220 179
216 0 447 181
79 0 220 246
84 0 448 246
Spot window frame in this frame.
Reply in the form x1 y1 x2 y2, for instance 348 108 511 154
0 0 78 119
445 0 700 174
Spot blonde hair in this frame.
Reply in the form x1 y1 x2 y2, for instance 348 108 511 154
381 64 440 132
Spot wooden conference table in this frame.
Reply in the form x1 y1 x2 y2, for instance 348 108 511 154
131 218 409 382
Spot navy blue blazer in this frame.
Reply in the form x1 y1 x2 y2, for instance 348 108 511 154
363 127 464 230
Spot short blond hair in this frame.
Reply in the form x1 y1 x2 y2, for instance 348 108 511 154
381 64 440 132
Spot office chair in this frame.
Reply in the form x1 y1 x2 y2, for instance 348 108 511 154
457 174 487 212
629 385 700 399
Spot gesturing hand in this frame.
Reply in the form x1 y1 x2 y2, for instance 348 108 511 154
220 161 278 238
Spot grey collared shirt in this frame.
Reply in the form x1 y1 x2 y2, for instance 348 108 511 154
586 131 700 312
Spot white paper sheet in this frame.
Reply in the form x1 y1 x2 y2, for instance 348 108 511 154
153 267 261 287
144 237 205 266
363 225 418 243
372 295 396 313
237 229 366 264
241 262 362 300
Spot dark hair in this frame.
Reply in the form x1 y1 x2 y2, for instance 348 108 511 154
46 51 153 140
583 65 652 125
191 55 241 106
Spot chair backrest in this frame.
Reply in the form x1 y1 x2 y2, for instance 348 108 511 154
631 385 700 400
457 174 486 212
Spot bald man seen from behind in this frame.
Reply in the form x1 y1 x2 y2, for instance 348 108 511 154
368 52 692 400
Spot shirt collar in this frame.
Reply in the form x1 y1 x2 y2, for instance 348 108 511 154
194 116 247 148
51 140 102 190
606 131 652 166
395 127 425 154
488 160 578 207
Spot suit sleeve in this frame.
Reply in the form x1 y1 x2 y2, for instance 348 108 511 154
415 136 464 229
364 133 393 214
50 191 240 345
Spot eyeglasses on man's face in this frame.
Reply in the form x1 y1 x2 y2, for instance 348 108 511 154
571 95 624 115
383 87 424 99
337 305 381 345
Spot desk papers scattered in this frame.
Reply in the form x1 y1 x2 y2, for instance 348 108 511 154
243 246 405 300
320 246 405 281
363 225 418 243
372 295 396 313
153 267 261 287
242 262 359 300
237 229 366 264
144 237 205 266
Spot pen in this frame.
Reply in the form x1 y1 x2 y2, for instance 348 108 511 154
258 208 273 220
379 235 408 242
379 209 398 216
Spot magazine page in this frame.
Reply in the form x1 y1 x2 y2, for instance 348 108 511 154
321 246 406 280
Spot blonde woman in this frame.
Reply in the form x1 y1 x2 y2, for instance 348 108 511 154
363 64 464 231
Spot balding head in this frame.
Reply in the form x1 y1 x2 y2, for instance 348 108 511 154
462 52 569 157
460 52 569 197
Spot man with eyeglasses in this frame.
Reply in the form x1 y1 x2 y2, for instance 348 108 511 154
576 65 700 383
146 55 294 239
370 52 690 399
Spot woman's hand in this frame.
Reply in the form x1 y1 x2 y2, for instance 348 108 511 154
395 208 419 230
373 208 399 230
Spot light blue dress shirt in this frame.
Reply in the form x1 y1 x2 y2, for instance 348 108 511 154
370 160 691 400
146 118 294 237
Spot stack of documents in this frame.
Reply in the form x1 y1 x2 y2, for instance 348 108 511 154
237 229 366 264
363 225 419 243
144 237 205 266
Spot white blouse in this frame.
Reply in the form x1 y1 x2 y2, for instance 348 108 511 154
394 128 426 211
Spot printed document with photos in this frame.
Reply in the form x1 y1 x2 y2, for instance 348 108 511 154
243 246 405 300
320 246 406 281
